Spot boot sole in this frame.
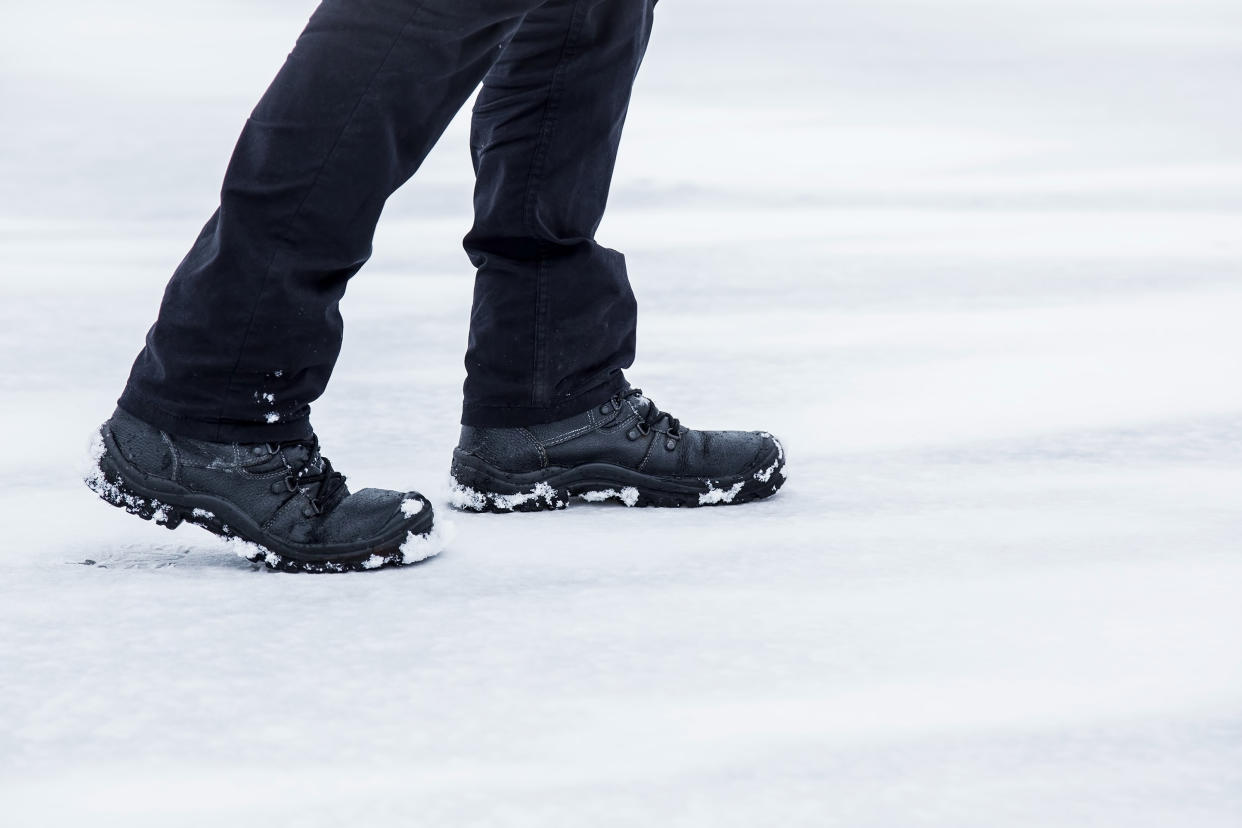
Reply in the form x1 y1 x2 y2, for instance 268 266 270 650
448 433 786 513
84 425 440 573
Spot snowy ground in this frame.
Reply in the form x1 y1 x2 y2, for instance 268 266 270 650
3 0 1242 825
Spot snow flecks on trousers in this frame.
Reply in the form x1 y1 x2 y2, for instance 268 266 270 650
264 412 280 424
753 433 786 483
579 487 640 506
699 480 745 505
400 497 425 517
191 508 215 520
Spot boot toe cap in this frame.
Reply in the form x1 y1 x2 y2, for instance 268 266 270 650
318 487 433 544
682 429 780 478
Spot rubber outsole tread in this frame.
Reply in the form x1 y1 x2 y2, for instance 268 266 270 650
448 436 787 514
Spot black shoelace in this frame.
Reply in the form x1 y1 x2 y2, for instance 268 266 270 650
617 387 682 437
267 436 347 515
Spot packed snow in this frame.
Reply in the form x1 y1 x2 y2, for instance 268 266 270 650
753 433 786 483
398 519 456 566
448 479 567 512
2 0 1241 825
697 480 745 505
579 486 641 506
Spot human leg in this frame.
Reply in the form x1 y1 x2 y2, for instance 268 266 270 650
451 1 787 510
94 0 552 568
120 0 538 443
461 0 656 427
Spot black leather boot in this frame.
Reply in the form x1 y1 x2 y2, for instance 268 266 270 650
86 408 443 572
450 388 786 512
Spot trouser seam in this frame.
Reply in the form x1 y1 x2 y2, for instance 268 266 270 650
522 0 586 408
533 251 549 406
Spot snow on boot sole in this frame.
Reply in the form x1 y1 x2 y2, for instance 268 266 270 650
84 426 442 573
448 434 786 513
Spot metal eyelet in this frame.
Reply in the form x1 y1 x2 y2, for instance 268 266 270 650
627 429 639 440
284 476 298 492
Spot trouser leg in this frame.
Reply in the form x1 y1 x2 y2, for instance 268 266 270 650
120 0 538 442
460 0 656 427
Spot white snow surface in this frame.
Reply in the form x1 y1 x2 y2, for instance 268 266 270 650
3 0 1242 825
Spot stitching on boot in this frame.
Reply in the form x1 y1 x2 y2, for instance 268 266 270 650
542 421 594 447
470 431 494 460
471 432 513 468
262 491 304 532
636 431 659 471
160 431 182 483
599 410 638 433
518 427 548 468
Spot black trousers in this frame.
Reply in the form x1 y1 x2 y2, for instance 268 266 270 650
119 0 654 442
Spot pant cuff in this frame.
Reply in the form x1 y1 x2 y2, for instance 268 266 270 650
117 390 315 443
460 373 630 427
